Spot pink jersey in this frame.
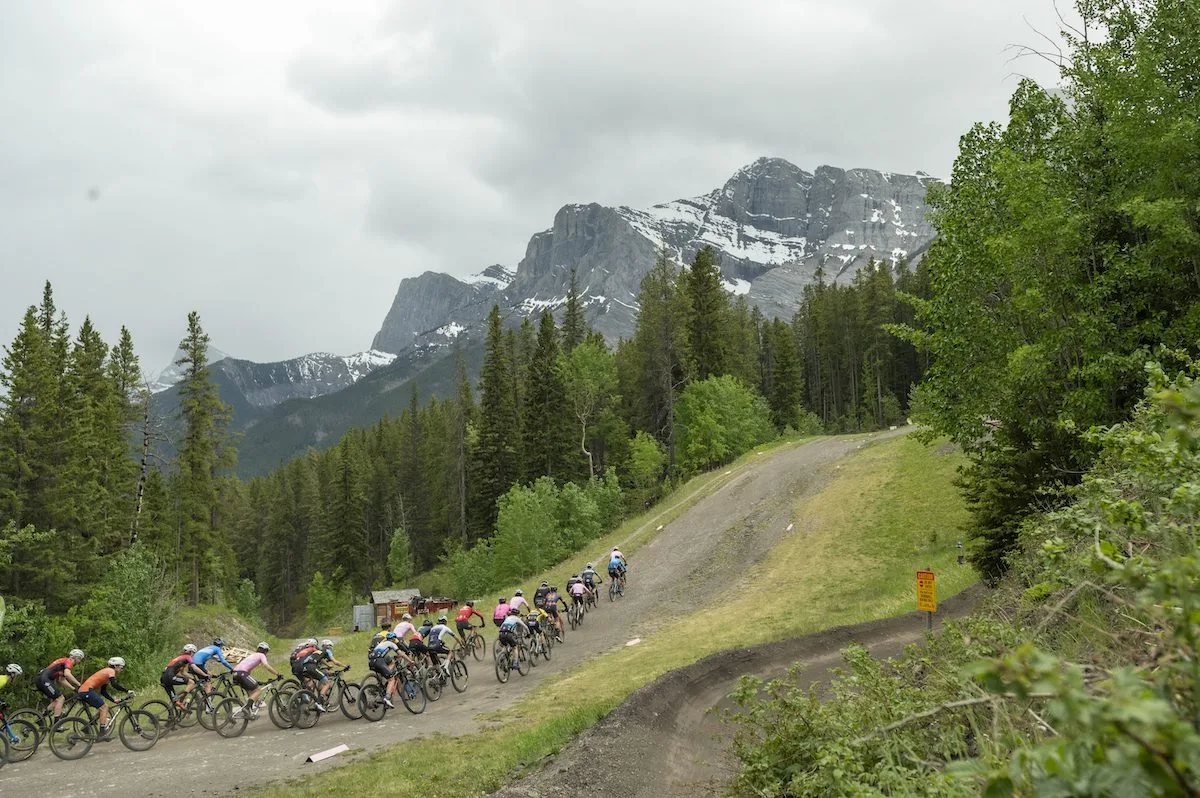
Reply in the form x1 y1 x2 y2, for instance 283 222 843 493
234 652 267 673
570 582 586 597
394 621 417 640
510 596 529 612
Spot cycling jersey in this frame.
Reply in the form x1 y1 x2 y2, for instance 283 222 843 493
40 657 75 681
581 568 599 586
570 582 586 599
369 640 400 663
509 595 529 613
533 587 551 608
368 629 391 652
608 556 625 572
78 666 128 701
498 615 526 646
193 645 233 672
545 591 561 610
0 674 9 691
163 653 194 676
234 652 268 674
427 623 456 647
492 603 511 622
394 621 417 640
456 606 482 624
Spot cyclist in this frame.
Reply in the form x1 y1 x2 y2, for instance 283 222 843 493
509 589 530 614
568 579 587 616
406 630 430 669
565 573 582 593
193 638 235 701
533 581 551 610
608 550 627 589
291 639 347 712
492 598 510 627
313 639 349 711
35 648 84 720
525 611 548 655
368 621 392 653
394 613 418 643
426 615 460 674
368 632 403 709
0 663 21 691
232 642 282 717
497 608 527 667
544 586 565 641
77 656 133 737
611 547 627 566
161 643 205 708
581 563 603 601
455 601 485 639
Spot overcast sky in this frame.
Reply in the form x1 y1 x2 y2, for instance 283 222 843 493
0 0 1070 375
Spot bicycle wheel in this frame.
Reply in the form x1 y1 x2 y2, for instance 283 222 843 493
421 667 443 702
609 581 617 602
515 645 531 676
494 654 511 684
212 698 249 739
7 709 47 739
359 683 387 723
469 634 485 662
49 716 94 760
449 659 469 693
338 681 363 721
119 709 159 751
399 669 426 714
541 636 553 661
196 690 226 731
5 718 40 762
138 699 170 725
290 690 321 730
268 685 298 730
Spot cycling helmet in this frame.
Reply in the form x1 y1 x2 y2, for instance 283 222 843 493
540 581 548 587
320 639 333 649
572 573 580 578
5 663 21 676
402 613 412 621
257 642 270 653
586 563 593 569
385 631 397 641
182 644 198 654
466 600 475 607
108 656 126 668
514 590 523 596
69 648 85 661
438 615 448 624
212 638 226 648
305 638 318 647
498 598 506 604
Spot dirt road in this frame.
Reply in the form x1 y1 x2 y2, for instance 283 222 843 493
0 429 914 797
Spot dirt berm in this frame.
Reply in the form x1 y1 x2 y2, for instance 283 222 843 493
492 585 984 798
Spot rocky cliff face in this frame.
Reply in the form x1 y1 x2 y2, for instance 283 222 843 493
371 157 939 351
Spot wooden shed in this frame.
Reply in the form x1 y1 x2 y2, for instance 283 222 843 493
370 588 421 625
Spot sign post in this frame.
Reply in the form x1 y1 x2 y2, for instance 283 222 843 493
916 569 936 632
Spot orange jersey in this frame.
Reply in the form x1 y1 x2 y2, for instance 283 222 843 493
456 606 481 623
79 666 117 693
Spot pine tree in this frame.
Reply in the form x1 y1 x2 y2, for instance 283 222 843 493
521 312 574 483
473 306 521 534
561 268 588 352
175 311 234 605
683 245 732 380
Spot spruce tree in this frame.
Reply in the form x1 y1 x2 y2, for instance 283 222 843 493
521 312 573 483
175 311 234 605
683 245 732 380
473 306 521 534
561 268 588 352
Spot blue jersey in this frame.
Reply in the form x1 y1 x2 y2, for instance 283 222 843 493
193 645 233 671
608 557 624 572
500 616 525 634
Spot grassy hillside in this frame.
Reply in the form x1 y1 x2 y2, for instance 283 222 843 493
250 432 973 797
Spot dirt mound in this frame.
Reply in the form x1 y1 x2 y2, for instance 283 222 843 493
491 585 985 798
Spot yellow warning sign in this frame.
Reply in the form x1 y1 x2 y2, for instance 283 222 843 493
916 570 936 613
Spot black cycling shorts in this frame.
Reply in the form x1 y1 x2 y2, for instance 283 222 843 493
369 657 395 679
36 676 61 700
233 672 258 692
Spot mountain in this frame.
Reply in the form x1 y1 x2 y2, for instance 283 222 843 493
216 158 940 476
371 157 940 353
150 348 395 404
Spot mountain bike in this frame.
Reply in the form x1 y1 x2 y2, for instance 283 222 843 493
455 623 487 662
211 677 285 739
288 667 360 730
567 599 584 630
527 628 552 663
194 671 239 731
138 687 207 736
48 695 159 760
493 639 530 684
609 575 626 601
8 692 92 741
0 700 40 763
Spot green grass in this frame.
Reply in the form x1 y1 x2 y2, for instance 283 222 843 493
247 432 976 797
